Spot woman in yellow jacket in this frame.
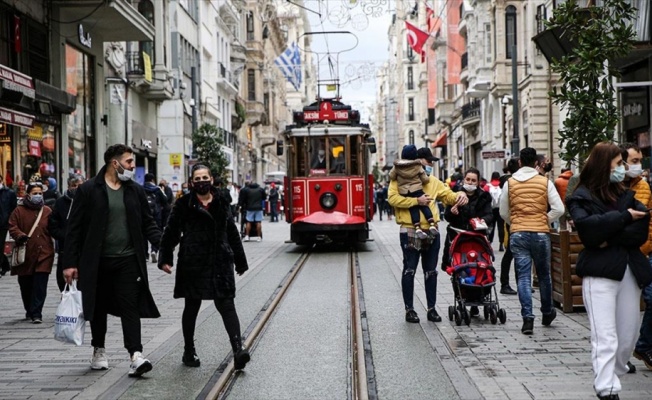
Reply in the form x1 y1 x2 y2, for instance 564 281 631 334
621 143 652 372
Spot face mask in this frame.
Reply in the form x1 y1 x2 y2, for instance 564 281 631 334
463 184 477 192
193 181 212 195
626 163 643 178
425 166 433 176
610 165 626 183
182 188 190 195
28 194 44 206
114 161 134 182
67 188 77 198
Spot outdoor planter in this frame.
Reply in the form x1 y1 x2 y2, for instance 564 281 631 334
550 230 584 312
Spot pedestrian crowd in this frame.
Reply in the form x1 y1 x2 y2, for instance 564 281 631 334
385 142 652 400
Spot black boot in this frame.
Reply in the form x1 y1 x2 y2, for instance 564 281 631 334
182 347 201 367
230 335 250 370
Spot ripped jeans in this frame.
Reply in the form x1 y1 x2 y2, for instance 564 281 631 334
399 232 440 310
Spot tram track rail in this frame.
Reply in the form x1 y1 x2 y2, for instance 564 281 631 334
201 248 377 400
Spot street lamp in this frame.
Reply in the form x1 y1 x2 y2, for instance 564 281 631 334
422 118 430 148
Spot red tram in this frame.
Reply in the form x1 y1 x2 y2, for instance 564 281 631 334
277 98 377 245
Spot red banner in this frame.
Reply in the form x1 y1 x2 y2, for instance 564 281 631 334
447 0 464 85
28 140 41 157
0 63 34 98
0 106 34 129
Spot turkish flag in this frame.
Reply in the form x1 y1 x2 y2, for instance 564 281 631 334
426 5 435 32
405 21 429 58
14 15 21 53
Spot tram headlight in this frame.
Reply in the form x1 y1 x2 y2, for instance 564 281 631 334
320 192 337 210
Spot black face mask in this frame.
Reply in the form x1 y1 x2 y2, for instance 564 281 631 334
193 181 212 195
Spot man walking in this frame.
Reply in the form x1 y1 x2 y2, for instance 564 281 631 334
0 175 17 276
239 181 266 241
389 147 468 323
143 173 167 263
499 148 564 335
268 183 279 222
64 144 162 377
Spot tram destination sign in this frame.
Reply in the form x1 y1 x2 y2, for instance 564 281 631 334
481 149 510 160
303 109 349 122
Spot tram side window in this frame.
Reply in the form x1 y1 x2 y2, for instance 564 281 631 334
350 137 359 175
330 137 346 174
294 137 306 177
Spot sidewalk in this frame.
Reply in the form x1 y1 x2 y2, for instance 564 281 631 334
371 216 652 400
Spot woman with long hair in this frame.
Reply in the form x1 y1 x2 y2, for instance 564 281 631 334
566 142 651 400
159 164 250 370
8 182 55 323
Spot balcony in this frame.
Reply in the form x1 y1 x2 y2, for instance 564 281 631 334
217 62 239 95
461 52 468 70
125 51 173 101
245 100 266 125
461 100 481 127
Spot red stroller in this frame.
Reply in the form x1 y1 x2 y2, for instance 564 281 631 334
445 229 506 326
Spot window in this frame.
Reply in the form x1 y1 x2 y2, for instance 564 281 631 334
179 37 198 77
484 23 492 63
409 130 415 145
536 5 547 34
408 98 414 121
138 0 155 66
506 6 517 59
407 66 413 90
247 69 255 101
179 0 198 21
246 12 254 41
407 43 414 60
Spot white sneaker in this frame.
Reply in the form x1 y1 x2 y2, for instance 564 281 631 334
256 237 261 242
150 252 157 263
128 351 152 377
90 347 109 370
244 236 250 242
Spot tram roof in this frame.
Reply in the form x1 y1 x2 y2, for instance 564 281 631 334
283 124 372 137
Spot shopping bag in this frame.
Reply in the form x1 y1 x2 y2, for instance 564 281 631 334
469 218 488 231
54 281 86 346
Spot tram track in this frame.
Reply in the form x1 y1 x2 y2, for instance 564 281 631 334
201 248 376 400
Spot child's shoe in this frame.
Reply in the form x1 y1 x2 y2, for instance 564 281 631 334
415 228 428 239
428 224 438 235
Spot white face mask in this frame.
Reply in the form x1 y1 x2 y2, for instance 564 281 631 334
626 163 643 178
114 161 134 182
463 184 477 192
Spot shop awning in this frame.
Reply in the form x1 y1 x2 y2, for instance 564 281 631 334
35 80 76 114
432 132 447 147
0 106 35 129
53 0 154 41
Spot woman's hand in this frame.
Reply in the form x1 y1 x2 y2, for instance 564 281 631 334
450 205 459 215
161 264 173 274
628 208 647 220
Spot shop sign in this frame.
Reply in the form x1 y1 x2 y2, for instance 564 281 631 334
169 153 182 167
28 140 41 157
78 24 92 49
0 106 34 129
143 52 152 82
621 88 649 131
0 64 35 99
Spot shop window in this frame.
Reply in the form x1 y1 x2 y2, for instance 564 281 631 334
20 124 57 186
65 44 96 179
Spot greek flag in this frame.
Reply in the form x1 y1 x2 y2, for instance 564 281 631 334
275 42 301 90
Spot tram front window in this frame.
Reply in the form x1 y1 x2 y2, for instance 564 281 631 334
307 137 347 176
330 137 346 174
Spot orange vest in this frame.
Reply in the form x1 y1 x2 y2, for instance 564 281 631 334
508 175 550 233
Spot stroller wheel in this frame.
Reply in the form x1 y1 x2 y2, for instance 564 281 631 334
463 310 471 326
448 306 455 321
489 307 498 324
483 306 489 320
454 310 462 326
498 308 507 324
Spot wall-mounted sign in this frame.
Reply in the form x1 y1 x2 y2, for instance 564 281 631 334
0 63 35 98
621 88 649 131
0 106 34 128
143 52 152 82
78 24 92 49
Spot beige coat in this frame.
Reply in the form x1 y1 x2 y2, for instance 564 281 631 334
389 160 429 195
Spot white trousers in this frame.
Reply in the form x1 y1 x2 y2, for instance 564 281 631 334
583 266 641 396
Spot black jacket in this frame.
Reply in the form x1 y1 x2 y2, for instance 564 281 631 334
444 188 494 232
64 166 162 321
0 186 17 230
566 185 652 288
239 183 266 211
48 192 73 253
268 187 279 202
158 188 248 299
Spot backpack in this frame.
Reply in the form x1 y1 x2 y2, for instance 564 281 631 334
488 183 502 209
146 191 161 220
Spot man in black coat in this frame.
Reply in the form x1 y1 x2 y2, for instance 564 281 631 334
0 175 17 275
239 182 266 241
48 174 84 291
268 182 279 222
64 144 162 378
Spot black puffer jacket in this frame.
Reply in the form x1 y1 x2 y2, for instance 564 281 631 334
158 188 248 299
566 185 652 288
444 188 493 231
239 183 266 211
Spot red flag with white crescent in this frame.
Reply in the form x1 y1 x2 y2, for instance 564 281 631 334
426 4 435 32
405 20 429 57
14 15 21 53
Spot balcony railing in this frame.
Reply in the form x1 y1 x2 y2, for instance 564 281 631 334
461 52 468 70
462 100 480 120
126 51 144 75
219 62 239 90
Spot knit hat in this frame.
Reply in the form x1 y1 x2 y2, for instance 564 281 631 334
401 144 418 160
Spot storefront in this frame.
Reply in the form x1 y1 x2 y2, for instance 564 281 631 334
620 60 651 168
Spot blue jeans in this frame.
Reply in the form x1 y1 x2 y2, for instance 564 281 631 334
399 232 440 310
510 232 553 319
635 256 652 353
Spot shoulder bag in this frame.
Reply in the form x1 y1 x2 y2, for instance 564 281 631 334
10 208 44 269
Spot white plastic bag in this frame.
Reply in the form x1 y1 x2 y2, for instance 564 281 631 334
54 281 86 346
